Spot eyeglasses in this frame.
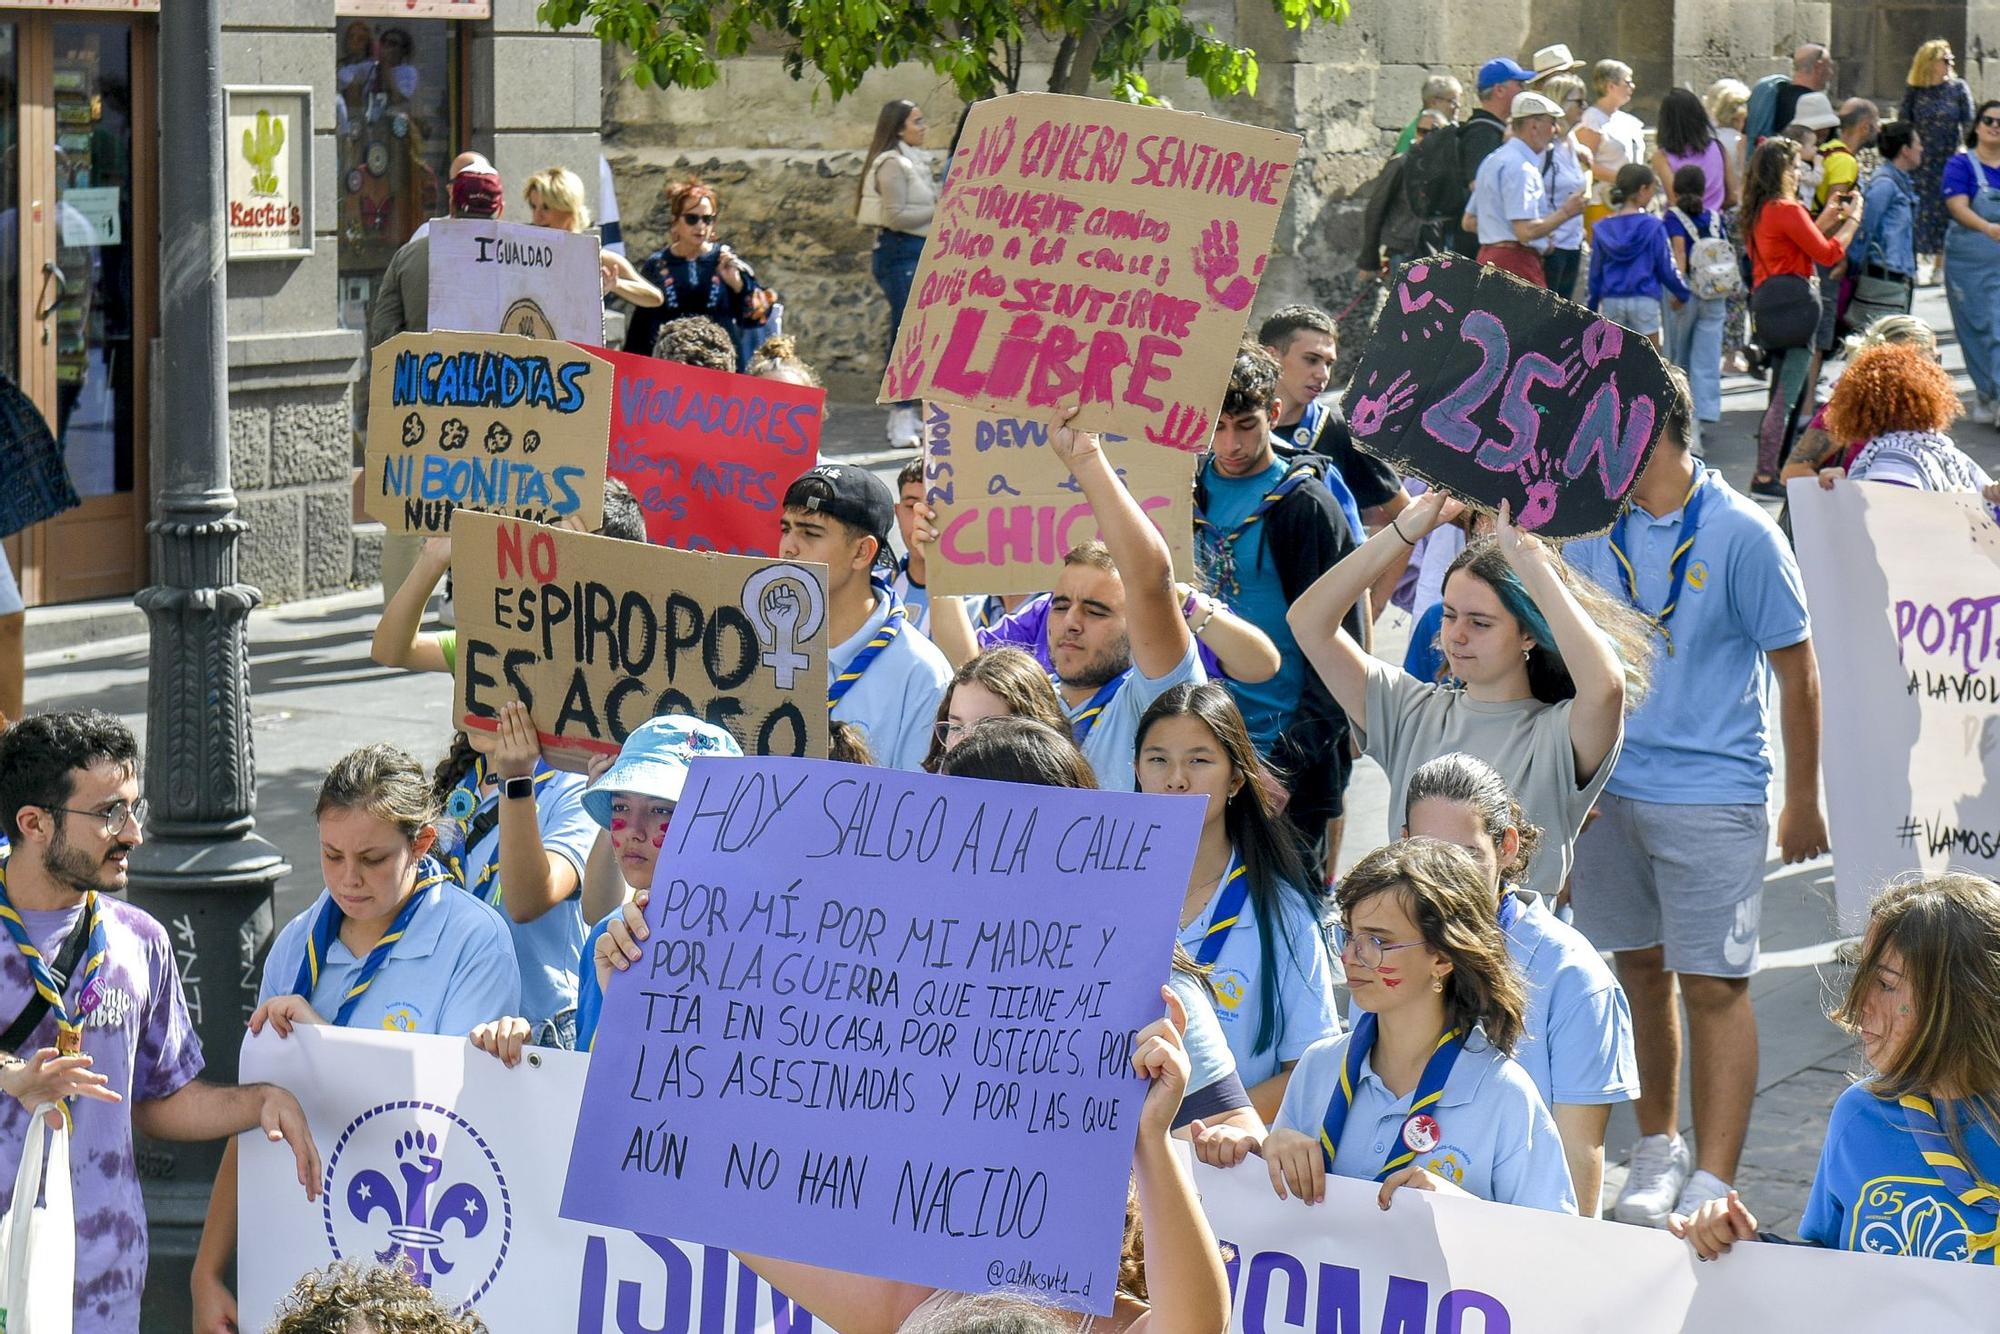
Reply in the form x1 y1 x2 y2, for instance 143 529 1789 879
1331 922 1427 971
932 720 971 747
47 799 148 839
681 213 716 227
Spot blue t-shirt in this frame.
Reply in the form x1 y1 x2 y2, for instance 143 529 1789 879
1504 891 1639 1108
1801 1082 2000 1264
1941 152 2000 201
575 911 615 1051
439 767 597 1027
1275 1027 1576 1213
1176 864 1342 1090
891 562 933 637
1076 637 1205 792
1197 456 1309 752
1567 467 1810 804
261 881 522 1035
1402 601 1447 684
830 588 953 771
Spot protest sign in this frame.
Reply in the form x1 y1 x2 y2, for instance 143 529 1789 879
881 93 1299 451
1788 480 2000 928
238 1026 814 1334
561 756 1200 1314
0 376 77 538
429 217 605 344
450 511 830 770
364 331 611 536
921 401 1195 595
601 346 824 556
1343 254 1673 539
1197 1161 1990 1331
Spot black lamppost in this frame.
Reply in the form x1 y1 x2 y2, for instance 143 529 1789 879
127 2 288 1326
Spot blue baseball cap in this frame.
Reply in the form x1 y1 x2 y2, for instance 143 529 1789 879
580 715 743 829
1477 57 1535 92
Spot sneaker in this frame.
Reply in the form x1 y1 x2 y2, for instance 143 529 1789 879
1613 1133 1690 1227
1674 1168 1732 1221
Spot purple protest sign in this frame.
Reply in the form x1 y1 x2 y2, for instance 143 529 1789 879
1344 254 1673 540
559 756 1198 1314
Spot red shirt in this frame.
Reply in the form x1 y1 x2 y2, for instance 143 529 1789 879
1750 198 1849 285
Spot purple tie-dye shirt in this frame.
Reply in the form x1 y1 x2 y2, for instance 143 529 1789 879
0 894 204 1334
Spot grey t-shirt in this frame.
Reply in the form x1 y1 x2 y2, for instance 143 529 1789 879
1361 656 1619 895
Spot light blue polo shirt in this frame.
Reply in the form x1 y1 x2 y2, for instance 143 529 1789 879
1071 638 1205 792
1567 468 1810 804
439 768 597 1027
1197 457 1307 753
1275 1027 1577 1213
1177 867 1342 1090
1472 137 1552 252
1802 1082 2000 1262
1504 890 1638 1108
260 881 521 1035
830 588 953 771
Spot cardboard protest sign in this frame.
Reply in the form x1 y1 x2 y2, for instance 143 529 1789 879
561 756 1200 1314
922 401 1195 595
1788 480 2000 928
364 331 611 535
1343 254 1673 540
239 1027 813 1334
601 346 824 556
450 512 830 770
428 217 605 343
881 93 1300 451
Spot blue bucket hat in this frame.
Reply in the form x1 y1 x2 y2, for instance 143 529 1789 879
580 715 743 830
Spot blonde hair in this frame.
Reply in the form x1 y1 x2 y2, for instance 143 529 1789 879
1591 59 1633 100
1705 78 1750 129
1539 73 1586 112
748 335 823 389
1908 39 1954 88
1843 312 1938 361
524 166 590 231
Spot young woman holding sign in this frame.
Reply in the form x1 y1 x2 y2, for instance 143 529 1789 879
1136 683 1341 1120
193 745 521 1334
1287 490 1653 897
1195 838 1576 1215
1672 872 2000 1264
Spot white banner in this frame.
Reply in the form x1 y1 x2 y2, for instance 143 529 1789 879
239 1027 816 1334
428 218 605 344
1788 480 2000 928
1196 1160 1991 1329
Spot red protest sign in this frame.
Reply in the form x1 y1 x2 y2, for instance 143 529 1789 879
599 346 825 556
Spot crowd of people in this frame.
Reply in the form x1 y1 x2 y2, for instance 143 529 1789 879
0 37 1996 1334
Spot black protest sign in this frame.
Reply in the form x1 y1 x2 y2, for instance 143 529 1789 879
1343 254 1674 539
450 511 830 771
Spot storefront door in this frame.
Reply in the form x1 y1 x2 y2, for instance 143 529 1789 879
0 8 153 607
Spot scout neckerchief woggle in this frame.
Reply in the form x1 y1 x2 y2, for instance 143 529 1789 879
1608 462 1705 657
441 754 557 907
1897 1093 2000 1257
828 580 907 710
1194 461 1313 600
1192 856 1249 966
1319 1010 1466 1178
293 857 453 1026
0 857 110 1059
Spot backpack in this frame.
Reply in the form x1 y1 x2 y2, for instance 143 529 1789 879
1671 207 1744 300
1742 73 1787 148
1403 122 1472 221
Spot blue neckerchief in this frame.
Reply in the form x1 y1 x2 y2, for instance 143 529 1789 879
1060 669 1131 743
0 857 109 1057
1194 458 1314 600
1497 889 1525 933
1897 1094 2000 1256
1319 1010 1466 1180
1192 856 1249 967
828 584 906 710
1286 400 1328 453
1608 461 1706 656
293 858 452 1026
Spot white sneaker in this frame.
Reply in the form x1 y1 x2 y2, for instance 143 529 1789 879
1674 1168 1732 1221
1613 1134 1690 1228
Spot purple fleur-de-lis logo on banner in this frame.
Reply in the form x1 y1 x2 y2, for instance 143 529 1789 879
322 1101 514 1310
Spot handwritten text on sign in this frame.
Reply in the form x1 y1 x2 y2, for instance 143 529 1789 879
881 93 1299 451
1344 255 1672 539
429 217 606 344
923 402 1195 595
364 331 611 535
560 758 1199 1314
1789 481 2000 928
450 512 830 771
601 346 824 557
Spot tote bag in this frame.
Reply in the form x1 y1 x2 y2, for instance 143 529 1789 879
0 1106 74 1334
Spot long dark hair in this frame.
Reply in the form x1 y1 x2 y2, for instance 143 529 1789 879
1741 137 1801 260
856 98 919 209
431 731 481 807
1441 538 1654 707
1655 87 1714 157
1969 99 2000 149
1136 683 1324 1059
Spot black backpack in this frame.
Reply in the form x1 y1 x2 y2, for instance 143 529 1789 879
1402 122 1470 221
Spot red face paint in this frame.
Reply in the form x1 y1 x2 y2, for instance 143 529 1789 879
651 828 667 848
609 818 628 832
1379 976 1404 989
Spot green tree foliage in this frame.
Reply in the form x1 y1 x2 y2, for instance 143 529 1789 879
538 0 1348 104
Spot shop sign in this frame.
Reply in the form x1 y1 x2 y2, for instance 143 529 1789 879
225 85 314 260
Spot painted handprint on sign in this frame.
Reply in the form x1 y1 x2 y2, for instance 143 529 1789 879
1146 402 1212 452
1191 220 1264 312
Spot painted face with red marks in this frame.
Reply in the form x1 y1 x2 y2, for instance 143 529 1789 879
1337 888 1446 1016
608 793 675 891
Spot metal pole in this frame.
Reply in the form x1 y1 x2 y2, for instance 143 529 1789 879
129 2 288 1325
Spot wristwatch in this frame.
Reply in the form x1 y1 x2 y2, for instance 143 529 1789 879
503 775 537 802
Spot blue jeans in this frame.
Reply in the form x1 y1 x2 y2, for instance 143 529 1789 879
874 230 925 409
1663 295 1726 422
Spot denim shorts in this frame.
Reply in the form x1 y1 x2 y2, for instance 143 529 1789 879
1598 294 1663 337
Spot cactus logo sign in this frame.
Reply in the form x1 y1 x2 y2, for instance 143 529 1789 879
225 86 311 258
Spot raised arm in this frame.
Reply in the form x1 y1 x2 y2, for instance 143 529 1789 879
903 503 980 668
1126 986 1231 1334
728 1254 933 1334
1180 584 1280 683
487 701 583 924
601 250 664 308
1048 405 1188 680
371 535 452 674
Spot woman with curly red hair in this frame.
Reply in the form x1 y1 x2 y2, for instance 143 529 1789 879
1815 343 2000 515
